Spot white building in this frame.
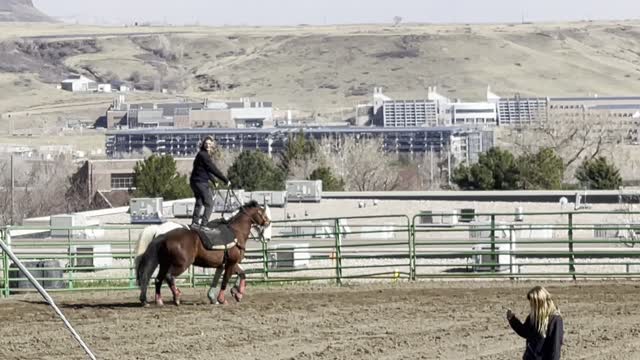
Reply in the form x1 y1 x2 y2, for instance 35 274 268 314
373 86 502 127
97 84 112 93
428 86 452 125
449 102 498 126
60 75 97 92
428 86 497 126
382 100 437 127
229 99 274 128
205 99 274 128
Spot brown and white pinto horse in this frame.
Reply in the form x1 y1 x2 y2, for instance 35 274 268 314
134 200 270 306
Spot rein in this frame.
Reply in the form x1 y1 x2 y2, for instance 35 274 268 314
212 186 268 244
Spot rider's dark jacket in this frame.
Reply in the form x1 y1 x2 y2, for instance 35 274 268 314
190 150 229 185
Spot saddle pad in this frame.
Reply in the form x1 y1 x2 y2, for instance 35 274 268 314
191 224 236 251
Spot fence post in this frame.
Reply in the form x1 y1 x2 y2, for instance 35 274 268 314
490 214 496 273
128 228 134 289
334 219 343 285
1 228 7 298
568 213 576 280
261 240 269 281
409 219 416 281
509 225 515 281
67 228 74 290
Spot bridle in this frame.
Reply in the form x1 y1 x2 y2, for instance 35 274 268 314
218 188 270 243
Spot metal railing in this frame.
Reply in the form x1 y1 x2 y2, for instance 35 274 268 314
412 211 640 280
2 210 640 297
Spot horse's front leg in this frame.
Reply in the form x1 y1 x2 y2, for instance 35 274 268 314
215 262 236 305
207 266 224 304
230 264 246 302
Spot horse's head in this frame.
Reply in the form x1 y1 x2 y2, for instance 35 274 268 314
240 200 271 228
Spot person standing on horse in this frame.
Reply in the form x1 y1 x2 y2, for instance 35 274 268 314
190 135 230 226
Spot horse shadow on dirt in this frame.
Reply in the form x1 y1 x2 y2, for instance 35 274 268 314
20 299 212 309
443 267 475 273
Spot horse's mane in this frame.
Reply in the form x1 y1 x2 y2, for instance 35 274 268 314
225 200 261 223
242 200 260 209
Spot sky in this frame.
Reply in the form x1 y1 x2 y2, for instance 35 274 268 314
34 0 640 26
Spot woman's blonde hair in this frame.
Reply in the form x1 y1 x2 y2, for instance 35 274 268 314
200 135 215 152
527 286 560 337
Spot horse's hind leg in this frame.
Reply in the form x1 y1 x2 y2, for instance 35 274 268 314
166 266 187 306
165 273 181 306
155 264 169 306
139 279 149 306
230 264 246 302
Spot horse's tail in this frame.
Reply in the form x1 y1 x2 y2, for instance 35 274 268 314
135 234 166 288
134 225 159 257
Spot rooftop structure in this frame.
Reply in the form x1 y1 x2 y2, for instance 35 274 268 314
106 96 273 129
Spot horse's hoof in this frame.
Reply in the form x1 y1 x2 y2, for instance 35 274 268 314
142 302 150 308
156 299 164 306
231 287 243 302
215 299 228 305
174 299 181 306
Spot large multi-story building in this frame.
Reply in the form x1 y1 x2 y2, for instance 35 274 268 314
374 87 497 127
548 96 640 119
105 96 273 129
105 126 495 165
495 96 549 126
492 92 640 127
382 100 437 127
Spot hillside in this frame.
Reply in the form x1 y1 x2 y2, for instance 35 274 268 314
2 20 640 119
0 0 51 22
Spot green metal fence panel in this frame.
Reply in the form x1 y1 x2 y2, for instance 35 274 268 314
3 210 640 297
411 210 640 280
230 214 412 284
3 224 148 294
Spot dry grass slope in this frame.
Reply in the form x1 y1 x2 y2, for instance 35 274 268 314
0 0 51 22
1 20 640 116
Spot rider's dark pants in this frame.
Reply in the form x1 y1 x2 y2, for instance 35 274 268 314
191 180 213 225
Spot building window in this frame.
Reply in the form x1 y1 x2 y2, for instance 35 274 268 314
111 173 135 190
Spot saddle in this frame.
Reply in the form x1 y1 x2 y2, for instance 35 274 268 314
190 223 237 251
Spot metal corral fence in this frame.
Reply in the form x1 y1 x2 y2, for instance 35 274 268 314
2 210 640 297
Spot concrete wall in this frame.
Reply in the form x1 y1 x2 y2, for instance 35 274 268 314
190 109 233 128
106 110 127 128
87 158 193 193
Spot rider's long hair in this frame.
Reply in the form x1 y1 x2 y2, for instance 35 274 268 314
199 135 215 152
527 286 560 338
200 135 222 159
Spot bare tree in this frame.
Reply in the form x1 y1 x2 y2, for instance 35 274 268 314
286 158 323 180
213 148 240 175
502 111 622 178
0 156 79 226
318 137 401 191
415 152 446 190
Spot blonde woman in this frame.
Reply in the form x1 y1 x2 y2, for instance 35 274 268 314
506 286 564 360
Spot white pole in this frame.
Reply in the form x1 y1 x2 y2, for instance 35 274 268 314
0 237 97 360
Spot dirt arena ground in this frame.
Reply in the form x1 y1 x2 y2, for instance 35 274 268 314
1 281 640 360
